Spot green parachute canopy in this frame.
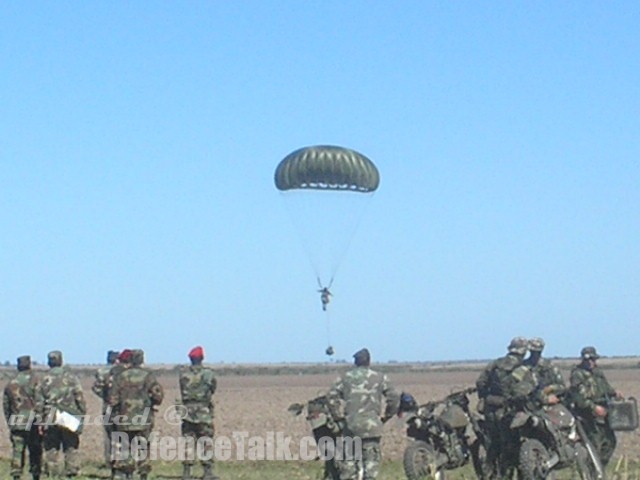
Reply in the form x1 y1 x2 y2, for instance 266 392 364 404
274 145 379 192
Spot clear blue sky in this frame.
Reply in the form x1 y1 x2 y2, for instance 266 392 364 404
1 2 638 364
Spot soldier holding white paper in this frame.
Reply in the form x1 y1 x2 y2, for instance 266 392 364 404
35 351 86 478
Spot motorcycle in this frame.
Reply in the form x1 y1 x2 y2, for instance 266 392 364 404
289 394 341 480
400 387 490 480
510 401 605 480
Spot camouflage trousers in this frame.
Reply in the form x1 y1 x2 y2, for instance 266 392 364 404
484 410 519 480
181 420 215 467
336 437 381 480
9 428 42 477
102 424 114 466
101 404 114 465
111 429 152 476
583 419 617 467
42 426 80 477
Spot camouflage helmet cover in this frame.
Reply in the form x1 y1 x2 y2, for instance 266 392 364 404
507 337 528 355
131 349 144 366
17 355 31 370
528 337 545 352
47 350 63 365
581 346 600 360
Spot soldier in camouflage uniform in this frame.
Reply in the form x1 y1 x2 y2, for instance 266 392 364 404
476 337 536 479
108 350 133 388
179 346 218 480
3 355 43 480
524 338 566 406
35 351 86 478
108 349 163 480
91 350 119 466
327 348 399 480
569 346 620 467
105 350 133 477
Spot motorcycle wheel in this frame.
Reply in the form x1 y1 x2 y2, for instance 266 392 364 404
403 440 445 480
470 438 488 480
519 438 551 480
576 442 606 480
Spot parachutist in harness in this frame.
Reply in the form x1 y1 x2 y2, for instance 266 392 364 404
318 287 332 311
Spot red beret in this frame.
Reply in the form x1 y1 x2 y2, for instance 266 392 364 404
118 349 133 362
189 346 204 360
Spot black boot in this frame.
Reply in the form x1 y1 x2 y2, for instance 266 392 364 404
203 464 219 480
182 464 192 480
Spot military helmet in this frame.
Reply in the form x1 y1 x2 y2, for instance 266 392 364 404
528 337 545 352
17 355 31 370
507 337 528 355
581 346 600 360
353 348 371 366
47 350 63 366
131 349 144 366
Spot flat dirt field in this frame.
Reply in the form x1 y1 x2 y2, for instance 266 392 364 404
1 360 639 465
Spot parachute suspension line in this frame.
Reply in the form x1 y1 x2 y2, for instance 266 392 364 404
275 145 380 359
279 192 329 287
316 276 334 292
323 192 375 286
279 188 374 302
317 276 334 355
324 308 334 357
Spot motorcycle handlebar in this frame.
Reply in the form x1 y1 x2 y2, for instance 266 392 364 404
446 386 477 400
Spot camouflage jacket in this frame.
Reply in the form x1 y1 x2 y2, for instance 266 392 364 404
524 357 566 402
179 365 217 424
476 354 522 406
569 364 616 416
327 366 399 438
476 353 535 411
509 363 538 407
3 370 39 431
108 366 164 431
35 366 86 420
92 365 114 399
92 364 116 413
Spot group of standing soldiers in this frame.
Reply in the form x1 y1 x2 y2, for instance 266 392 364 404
476 337 621 479
3 346 219 480
3 351 86 480
2 340 623 480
